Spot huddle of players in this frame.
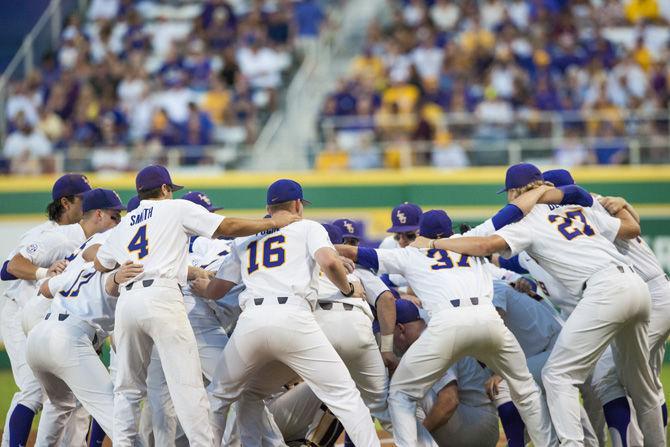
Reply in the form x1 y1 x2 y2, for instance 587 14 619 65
0 162 668 447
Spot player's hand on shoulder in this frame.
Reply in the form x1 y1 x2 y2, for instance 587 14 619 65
410 236 431 249
190 276 211 297
270 212 301 229
512 277 535 295
381 351 400 377
599 196 626 215
485 374 502 401
339 255 355 273
116 261 144 284
401 293 422 308
47 259 68 277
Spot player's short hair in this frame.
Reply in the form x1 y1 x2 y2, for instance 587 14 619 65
509 180 554 195
46 195 76 222
138 186 165 200
267 200 295 214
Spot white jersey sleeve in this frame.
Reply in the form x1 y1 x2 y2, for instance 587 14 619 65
216 243 242 284
178 199 225 238
306 223 334 258
375 248 409 275
589 201 621 243
354 268 390 307
19 225 83 267
494 218 535 258
464 218 495 237
95 226 123 270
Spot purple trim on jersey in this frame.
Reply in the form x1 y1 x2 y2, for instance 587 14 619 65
498 255 529 275
357 247 379 272
1 260 17 281
491 204 523 230
559 185 594 207
380 273 397 289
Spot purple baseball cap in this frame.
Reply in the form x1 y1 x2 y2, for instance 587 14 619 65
266 179 311 205
135 165 183 193
396 299 422 324
332 218 362 240
82 188 126 213
387 203 423 233
126 196 141 212
497 163 543 193
182 191 223 212
542 169 574 187
419 210 454 239
52 173 92 201
321 223 343 244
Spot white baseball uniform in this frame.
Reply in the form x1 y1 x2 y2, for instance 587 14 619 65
96 198 224 446
314 267 390 426
495 204 664 446
26 261 117 440
207 219 379 447
420 357 499 447
146 236 231 446
366 244 555 446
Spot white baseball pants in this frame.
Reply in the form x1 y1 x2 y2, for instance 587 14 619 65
314 303 390 426
647 275 670 386
207 299 379 447
542 266 664 447
26 315 114 440
146 307 229 447
389 304 555 447
112 280 214 447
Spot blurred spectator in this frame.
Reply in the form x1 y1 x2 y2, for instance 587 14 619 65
430 0 460 31
3 113 54 174
624 0 662 24
593 123 628 164
432 132 469 168
294 0 325 39
88 0 119 21
554 128 592 166
315 138 348 170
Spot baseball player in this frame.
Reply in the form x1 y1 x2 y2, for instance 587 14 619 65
415 163 664 446
144 191 231 446
544 169 670 404
378 203 423 293
202 179 380 447
0 174 91 446
93 165 298 446
338 209 555 446
391 298 500 447
25 197 136 444
332 218 363 246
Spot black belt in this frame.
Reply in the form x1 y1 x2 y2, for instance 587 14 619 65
253 297 289 305
318 302 354 311
450 297 479 307
582 265 635 291
125 279 156 291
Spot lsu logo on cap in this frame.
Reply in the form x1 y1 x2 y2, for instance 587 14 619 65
343 220 355 234
199 194 212 206
396 210 407 224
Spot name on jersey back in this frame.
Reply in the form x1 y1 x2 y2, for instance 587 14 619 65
130 207 153 226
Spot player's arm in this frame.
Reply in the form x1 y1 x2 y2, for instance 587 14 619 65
599 196 641 224
105 262 144 297
94 257 117 273
212 213 301 239
430 235 510 257
1 260 18 281
376 290 399 373
614 207 641 240
39 279 54 298
535 185 594 208
422 382 459 432
314 247 358 296
7 253 67 281
188 265 212 281
202 277 237 300
82 244 101 262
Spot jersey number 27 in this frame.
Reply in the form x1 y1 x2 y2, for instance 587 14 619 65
548 210 595 240
128 225 149 259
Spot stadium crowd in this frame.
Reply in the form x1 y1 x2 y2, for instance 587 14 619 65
2 0 329 174
316 0 670 170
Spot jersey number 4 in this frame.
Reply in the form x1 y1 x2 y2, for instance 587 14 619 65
548 210 595 240
128 225 149 259
247 235 285 274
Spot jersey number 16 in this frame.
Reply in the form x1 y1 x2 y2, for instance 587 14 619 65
247 235 286 274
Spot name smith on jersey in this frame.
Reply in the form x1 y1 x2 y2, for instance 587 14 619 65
130 207 153 226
